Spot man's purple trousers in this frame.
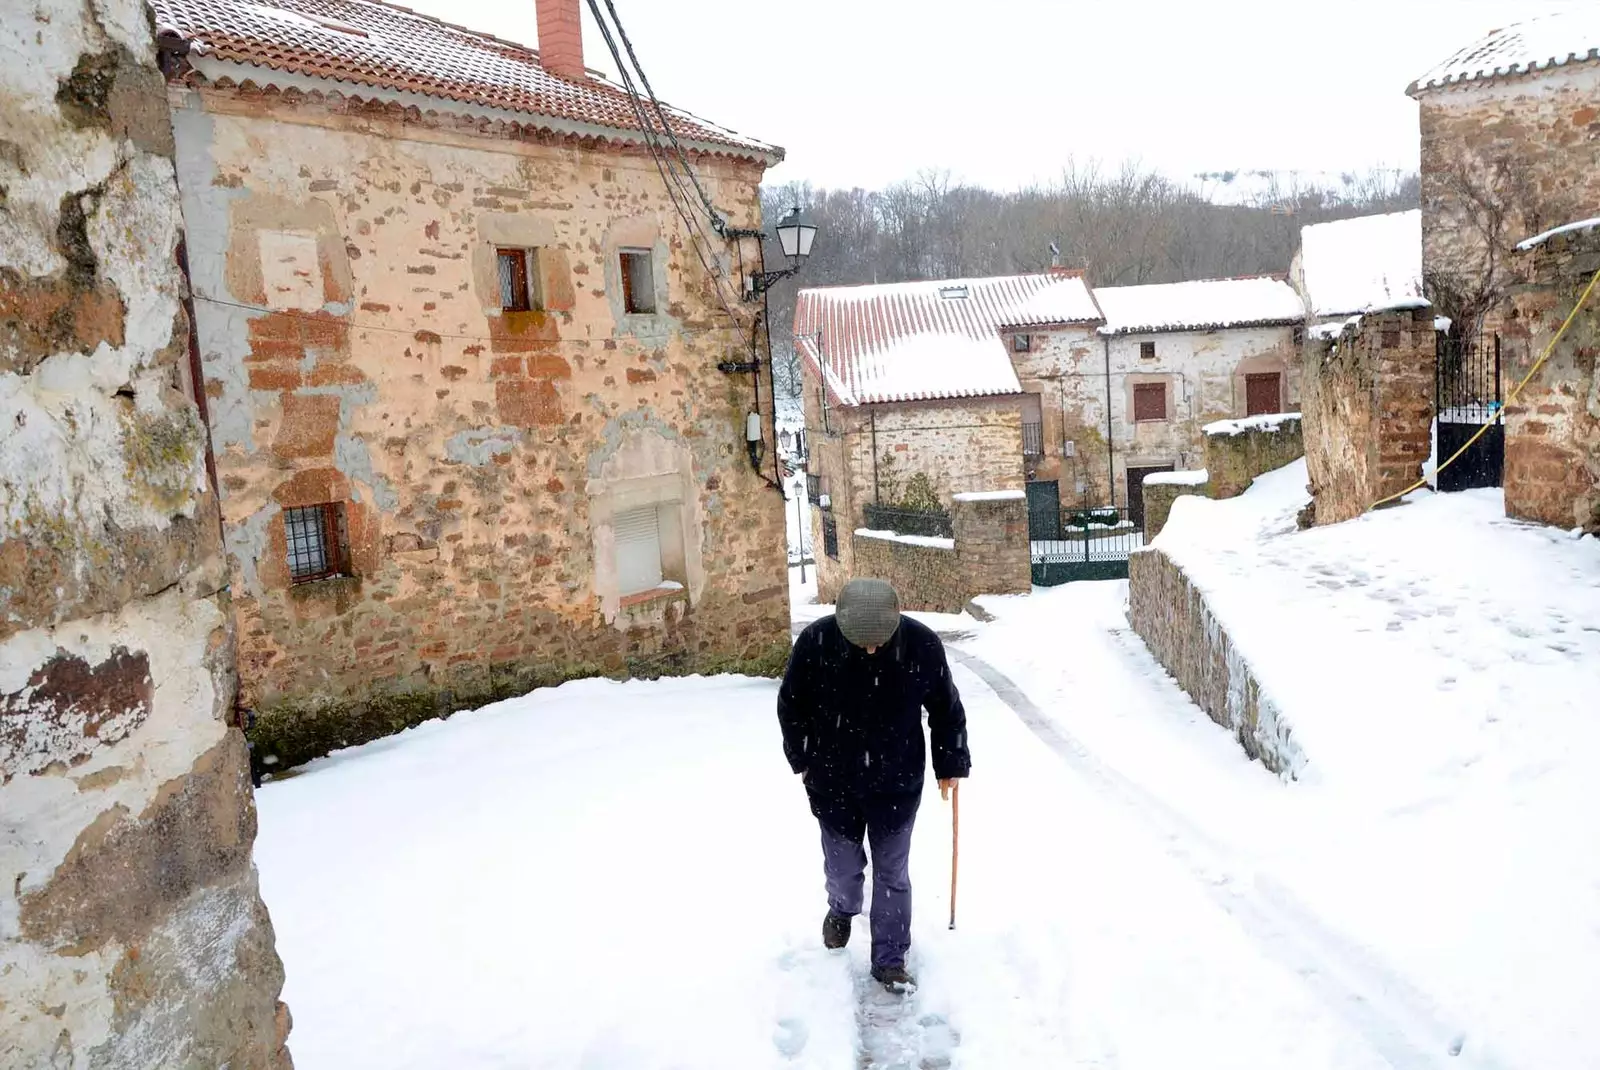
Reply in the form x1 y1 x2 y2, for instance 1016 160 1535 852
817 791 921 970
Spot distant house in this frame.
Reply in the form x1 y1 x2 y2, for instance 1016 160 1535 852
1409 10 1600 529
794 270 1307 597
1291 210 1425 331
794 271 1101 600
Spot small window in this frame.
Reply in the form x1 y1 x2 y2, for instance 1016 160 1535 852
1133 382 1167 422
1139 340 1156 361
1012 333 1032 353
614 504 664 596
822 514 839 560
284 503 349 584
497 248 542 312
620 249 656 314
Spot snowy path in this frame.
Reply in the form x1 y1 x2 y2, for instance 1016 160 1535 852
257 634 1495 1069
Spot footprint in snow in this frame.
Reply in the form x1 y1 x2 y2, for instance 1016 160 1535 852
773 1016 809 1058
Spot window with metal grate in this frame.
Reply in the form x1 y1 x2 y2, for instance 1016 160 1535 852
284 503 349 584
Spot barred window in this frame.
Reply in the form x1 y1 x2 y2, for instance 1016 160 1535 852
1139 340 1156 361
284 503 349 584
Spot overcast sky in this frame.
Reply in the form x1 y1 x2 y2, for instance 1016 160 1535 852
398 0 1576 193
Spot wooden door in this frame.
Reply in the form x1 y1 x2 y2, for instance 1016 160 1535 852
1245 373 1282 416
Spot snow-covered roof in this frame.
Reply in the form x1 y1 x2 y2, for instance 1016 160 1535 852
1094 276 1304 335
150 0 779 161
793 272 1100 406
1410 10 1600 94
1298 210 1426 318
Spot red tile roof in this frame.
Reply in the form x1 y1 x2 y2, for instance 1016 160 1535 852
794 272 1102 406
151 0 780 160
1410 10 1600 95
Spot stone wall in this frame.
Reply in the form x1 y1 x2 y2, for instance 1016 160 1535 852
0 5 289 1066
1128 551 1303 776
1502 229 1600 530
1143 480 1208 541
1300 308 1435 526
1139 417 1304 540
1417 66 1600 317
168 85 790 767
846 492 1030 613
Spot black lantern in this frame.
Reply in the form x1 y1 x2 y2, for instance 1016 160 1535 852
773 206 817 265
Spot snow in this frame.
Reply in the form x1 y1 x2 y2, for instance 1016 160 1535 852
1411 9 1600 93
1515 215 1600 251
951 490 1025 502
251 495 1600 1069
1201 411 1300 436
1308 315 1360 341
855 528 957 550
1298 210 1425 317
1434 315 1453 332
996 274 1103 327
1142 468 1209 486
1094 276 1305 335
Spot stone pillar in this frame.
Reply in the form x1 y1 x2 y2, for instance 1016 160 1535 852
1373 309 1437 503
952 492 1031 598
0 5 290 1066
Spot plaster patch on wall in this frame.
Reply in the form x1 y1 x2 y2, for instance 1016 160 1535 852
445 426 523 466
225 504 279 599
334 431 398 510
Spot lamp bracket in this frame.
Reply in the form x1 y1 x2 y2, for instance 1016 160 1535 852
717 359 762 374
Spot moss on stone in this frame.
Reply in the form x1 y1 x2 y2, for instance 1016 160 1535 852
121 406 201 513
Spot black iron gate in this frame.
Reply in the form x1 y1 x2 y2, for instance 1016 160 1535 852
1436 330 1504 492
1031 504 1145 586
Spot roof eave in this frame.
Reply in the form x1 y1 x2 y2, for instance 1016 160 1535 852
1407 48 1600 98
181 53 783 165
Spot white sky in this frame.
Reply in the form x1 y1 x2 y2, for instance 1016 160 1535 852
395 0 1579 192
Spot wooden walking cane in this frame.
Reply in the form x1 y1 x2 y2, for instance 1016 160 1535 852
948 781 960 930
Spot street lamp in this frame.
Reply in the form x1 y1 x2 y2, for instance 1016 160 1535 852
721 205 817 297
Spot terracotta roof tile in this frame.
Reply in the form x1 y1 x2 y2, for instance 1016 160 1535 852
151 0 779 159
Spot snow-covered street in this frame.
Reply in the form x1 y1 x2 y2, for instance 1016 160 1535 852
253 530 1600 1068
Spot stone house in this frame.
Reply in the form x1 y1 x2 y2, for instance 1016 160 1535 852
153 0 792 766
794 271 1306 598
1409 10 1600 529
2 0 289 1063
794 271 1102 601
1072 276 1305 528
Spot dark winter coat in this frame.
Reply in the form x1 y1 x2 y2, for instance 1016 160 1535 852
778 615 971 833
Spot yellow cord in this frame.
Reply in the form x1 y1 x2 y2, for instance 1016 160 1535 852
1367 262 1600 511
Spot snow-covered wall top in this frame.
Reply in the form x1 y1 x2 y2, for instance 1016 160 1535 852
1203 413 1302 437
952 490 1026 502
1145 469 1210 486
1094 276 1305 335
1297 210 1425 318
855 528 957 550
1409 9 1600 94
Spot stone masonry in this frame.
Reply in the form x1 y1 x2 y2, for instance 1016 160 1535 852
1300 309 1434 526
165 80 790 768
1503 228 1600 530
0 2 289 1065
1141 417 1304 541
847 493 1031 614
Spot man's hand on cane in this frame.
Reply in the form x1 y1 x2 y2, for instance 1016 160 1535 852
938 777 961 801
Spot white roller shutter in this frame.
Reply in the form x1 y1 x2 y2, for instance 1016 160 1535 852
614 505 663 596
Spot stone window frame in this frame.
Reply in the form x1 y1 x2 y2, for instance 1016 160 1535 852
592 476 692 613
496 247 544 312
1132 381 1169 423
620 247 657 314
283 502 351 584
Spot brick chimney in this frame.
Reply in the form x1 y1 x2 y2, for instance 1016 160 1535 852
536 0 585 80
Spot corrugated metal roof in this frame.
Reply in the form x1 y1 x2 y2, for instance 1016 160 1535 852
1094 276 1305 335
1410 10 1600 94
793 273 1101 406
150 0 779 159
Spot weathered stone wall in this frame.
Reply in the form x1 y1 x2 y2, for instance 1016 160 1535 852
1128 550 1302 776
1417 66 1600 314
0 5 289 1066
1203 415 1305 498
845 493 1030 613
1502 229 1600 530
1300 309 1434 526
1143 481 1208 541
168 86 790 766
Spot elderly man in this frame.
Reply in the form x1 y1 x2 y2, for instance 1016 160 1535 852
777 578 971 991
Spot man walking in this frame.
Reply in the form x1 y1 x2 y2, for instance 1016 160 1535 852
778 578 971 991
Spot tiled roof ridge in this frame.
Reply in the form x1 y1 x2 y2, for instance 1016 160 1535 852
1409 11 1600 95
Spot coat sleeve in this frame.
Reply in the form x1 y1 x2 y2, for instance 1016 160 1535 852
776 629 816 775
923 638 971 780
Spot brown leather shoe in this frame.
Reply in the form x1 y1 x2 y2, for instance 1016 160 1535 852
822 910 852 950
871 964 916 992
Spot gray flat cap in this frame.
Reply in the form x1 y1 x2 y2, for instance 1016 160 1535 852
836 578 901 649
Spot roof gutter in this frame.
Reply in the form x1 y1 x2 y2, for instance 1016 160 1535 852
181 54 785 166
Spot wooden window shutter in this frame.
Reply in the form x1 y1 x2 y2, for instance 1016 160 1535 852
1133 382 1167 422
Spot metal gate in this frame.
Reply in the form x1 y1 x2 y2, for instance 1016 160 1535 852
1031 502 1145 586
1025 480 1062 541
1436 330 1504 492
